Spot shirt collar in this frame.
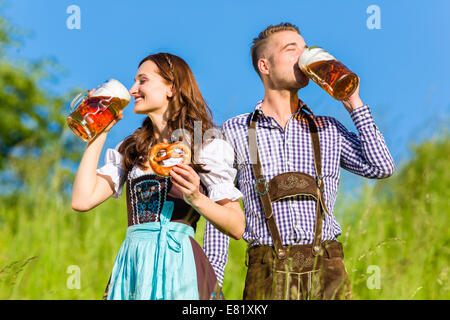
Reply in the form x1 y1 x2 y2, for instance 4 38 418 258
252 99 308 122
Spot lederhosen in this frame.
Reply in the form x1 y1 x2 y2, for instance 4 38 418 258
243 105 351 300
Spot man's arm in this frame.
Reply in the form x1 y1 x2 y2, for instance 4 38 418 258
336 105 395 178
337 81 395 178
197 130 242 287
203 220 230 287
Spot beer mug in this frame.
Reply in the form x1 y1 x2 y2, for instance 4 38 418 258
67 79 131 142
299 46 359 101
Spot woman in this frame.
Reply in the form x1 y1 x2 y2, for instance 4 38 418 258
71 53 245 300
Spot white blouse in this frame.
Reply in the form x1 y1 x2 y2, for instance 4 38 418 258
96 138 243 202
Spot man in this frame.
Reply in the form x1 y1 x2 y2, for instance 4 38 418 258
203 23 395 300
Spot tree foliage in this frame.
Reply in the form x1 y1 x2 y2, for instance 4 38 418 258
0 14 83 190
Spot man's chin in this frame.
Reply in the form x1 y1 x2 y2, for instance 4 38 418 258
295 77 309 90
285 80 308 91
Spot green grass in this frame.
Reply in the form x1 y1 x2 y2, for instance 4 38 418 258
0 136 448 299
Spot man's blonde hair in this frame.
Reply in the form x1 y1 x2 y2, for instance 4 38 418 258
250 22 301 76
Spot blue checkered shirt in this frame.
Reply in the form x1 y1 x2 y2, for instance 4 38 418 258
203 100 395 286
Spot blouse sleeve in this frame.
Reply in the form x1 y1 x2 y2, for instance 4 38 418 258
96 142 125 198
197 138 243 202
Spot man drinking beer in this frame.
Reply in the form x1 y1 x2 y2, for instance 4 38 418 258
201 23 395 300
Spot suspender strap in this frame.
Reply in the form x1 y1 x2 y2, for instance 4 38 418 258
249 117 286 259
302 111 328 256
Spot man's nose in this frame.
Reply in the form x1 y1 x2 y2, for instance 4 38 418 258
296 47 304 59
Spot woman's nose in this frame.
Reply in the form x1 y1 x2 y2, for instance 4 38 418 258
129 83 137 95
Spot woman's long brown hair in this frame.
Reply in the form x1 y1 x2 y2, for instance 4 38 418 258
118 53 216 174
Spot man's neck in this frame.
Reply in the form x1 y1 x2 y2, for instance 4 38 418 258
260 89 300 130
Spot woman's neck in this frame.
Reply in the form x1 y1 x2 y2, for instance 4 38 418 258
147 110 171 144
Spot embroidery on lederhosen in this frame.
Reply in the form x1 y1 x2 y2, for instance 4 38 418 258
273 251 319 300
274 268 320 300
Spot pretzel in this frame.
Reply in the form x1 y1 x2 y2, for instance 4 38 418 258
149 142 191 177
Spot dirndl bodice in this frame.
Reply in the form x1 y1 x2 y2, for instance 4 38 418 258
125 171 203 228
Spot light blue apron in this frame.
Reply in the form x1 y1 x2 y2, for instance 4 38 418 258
107 201 199 300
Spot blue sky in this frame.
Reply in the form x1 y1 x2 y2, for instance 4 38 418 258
3 0 449 191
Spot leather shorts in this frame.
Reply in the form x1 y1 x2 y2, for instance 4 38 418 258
243 240 351 300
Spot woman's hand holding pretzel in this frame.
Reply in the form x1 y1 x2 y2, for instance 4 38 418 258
149 142 244 240
169 163 203 206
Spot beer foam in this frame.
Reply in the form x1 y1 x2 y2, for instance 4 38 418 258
92 79 131 102
299 47 336 69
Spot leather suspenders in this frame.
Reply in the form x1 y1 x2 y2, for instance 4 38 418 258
248 106 330 259
249 115 285 258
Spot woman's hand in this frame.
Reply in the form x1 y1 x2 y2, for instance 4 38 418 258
104 110 123 133
169 163 203 206
170 163 245 240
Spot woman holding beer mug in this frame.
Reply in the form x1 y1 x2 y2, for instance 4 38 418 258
71 53 245 300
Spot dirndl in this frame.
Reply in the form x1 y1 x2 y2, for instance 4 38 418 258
106 201 199 300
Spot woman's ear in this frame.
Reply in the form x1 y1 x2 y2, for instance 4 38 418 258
167 84 174 98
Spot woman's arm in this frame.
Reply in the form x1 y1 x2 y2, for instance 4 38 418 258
71 132 115 211
71 97 123 212
170 163 245 240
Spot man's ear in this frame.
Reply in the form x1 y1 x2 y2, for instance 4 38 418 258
258 58 270 76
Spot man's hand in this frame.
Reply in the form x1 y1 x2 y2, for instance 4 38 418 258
341 77 364 113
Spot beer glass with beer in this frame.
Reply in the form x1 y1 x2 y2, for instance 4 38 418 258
299 46 359 101
67 79 131 142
